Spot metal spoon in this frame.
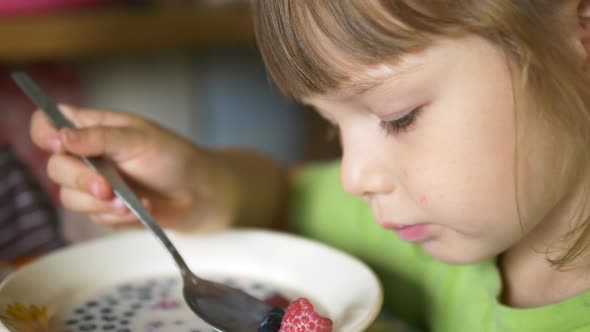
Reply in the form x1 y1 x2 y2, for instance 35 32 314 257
11 71 275 332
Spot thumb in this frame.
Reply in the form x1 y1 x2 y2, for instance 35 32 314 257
58 126 148 162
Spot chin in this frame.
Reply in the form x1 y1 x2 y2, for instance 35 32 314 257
421 240 493 265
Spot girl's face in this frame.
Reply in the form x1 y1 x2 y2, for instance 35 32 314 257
305 36 560 264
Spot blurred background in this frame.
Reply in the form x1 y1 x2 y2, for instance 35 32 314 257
0 0 340 264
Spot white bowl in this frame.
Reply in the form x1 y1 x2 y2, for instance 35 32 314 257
0 229 382 331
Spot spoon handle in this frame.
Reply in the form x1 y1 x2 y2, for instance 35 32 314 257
11 71 191 275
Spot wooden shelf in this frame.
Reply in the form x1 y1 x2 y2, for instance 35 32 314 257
0 4 255 63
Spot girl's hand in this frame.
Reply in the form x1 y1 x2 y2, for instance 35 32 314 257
30 105 237 231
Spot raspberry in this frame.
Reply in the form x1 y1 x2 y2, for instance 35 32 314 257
278 298 333 332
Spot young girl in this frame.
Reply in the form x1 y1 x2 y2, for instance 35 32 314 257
30 0 590 330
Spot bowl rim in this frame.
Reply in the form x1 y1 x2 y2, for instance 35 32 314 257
0 228 383 331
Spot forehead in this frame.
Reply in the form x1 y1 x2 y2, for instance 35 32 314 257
302 43 438 105
341 60 425 96
307 35 510 104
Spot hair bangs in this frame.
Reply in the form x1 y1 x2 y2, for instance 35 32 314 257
253 0 466 100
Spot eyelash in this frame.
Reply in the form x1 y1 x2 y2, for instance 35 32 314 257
325 106 423 141
379 107 423 136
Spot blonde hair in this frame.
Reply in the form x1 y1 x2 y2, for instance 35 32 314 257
252 0 590 267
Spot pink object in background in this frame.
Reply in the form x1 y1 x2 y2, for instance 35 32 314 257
0 0 111 16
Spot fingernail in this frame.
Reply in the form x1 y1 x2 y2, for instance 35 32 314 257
62 128 80 142
91 181 103 198
111 198 128 213
141 198 150 210
49 138 62 153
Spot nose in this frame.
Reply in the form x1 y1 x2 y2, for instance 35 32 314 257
340 139 396 198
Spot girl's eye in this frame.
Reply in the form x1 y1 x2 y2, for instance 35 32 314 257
379 107 423 136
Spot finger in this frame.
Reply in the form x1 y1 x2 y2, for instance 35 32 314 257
60 188 128 214
90 198 152 227
30 110 62 153
58 104 143 128
89 198 151 227
90 212 142 227
30 105 144 154
58 125 148 161
47 154 113 200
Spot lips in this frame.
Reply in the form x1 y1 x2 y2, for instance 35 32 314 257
379 221 431 242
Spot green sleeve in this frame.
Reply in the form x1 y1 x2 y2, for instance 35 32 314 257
289 161 434 330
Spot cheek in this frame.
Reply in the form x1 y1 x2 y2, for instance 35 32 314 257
416 70 517 221
401 108 518 227
419 195 428 205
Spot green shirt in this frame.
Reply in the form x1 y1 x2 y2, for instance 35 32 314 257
290 161 590 332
